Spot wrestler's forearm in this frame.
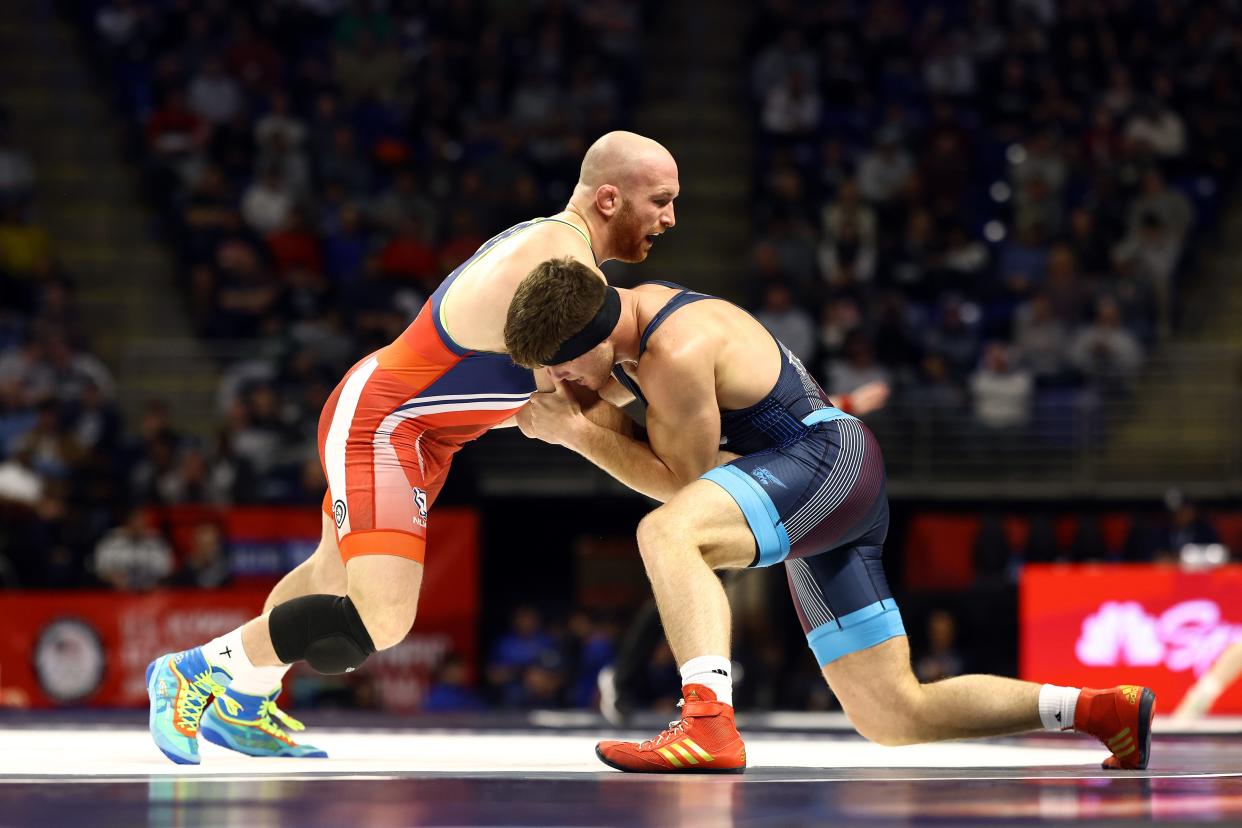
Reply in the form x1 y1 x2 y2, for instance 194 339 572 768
497 397 630 433
564 421 681 502
580 398 634 437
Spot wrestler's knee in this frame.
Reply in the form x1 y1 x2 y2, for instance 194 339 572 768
824 638 925 746
268 594 377 674
844 701 923 746
636 503 694 565
834 677 928 746
636 507 669 556
350 592 417 652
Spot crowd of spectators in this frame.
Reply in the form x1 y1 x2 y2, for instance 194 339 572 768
0 105 137 589
77 0 647 504
0 252 235 590
68 0 1242 499
747 0 1242 447
476 604 620 710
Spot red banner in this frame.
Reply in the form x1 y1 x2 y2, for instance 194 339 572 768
1021 564 1242 714
0 508 479 711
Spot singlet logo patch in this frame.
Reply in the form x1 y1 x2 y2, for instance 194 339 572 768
751 467 787 489
333 499 347 528
412 487 429 528
782 343 812 383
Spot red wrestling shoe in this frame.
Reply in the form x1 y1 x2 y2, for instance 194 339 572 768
1074 685 1156 770
595 684 746 774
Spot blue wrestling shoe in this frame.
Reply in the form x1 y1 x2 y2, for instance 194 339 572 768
146 649 228 765
200 686 327 758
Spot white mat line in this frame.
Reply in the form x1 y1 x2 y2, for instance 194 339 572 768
10 721 1240 735
0 775 412 784
752 771 1242 783
3 770 1238 784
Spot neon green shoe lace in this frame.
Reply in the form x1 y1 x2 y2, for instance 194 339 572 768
177 670 229 734
257 699 306 741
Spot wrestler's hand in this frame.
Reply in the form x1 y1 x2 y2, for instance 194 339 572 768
847 380 890 416
516 376 585 446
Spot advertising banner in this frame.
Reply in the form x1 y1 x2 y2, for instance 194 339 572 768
1021 564 1242 714
0 508 479 710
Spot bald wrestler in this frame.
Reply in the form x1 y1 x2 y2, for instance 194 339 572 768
145 132 679 764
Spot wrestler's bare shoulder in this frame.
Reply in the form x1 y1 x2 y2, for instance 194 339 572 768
632 282 674 295
637 292 780 410
441 216 600 352
470 217 598 285
636 289 749 354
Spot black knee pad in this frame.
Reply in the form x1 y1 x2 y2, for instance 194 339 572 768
268 594 376 674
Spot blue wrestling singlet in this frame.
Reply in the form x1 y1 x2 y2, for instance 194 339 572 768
613 284 905 667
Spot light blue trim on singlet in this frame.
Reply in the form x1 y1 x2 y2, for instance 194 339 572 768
802 408 858 427
697 408 859 570
804 599 906 667
699 406 854 570
701 465 791 568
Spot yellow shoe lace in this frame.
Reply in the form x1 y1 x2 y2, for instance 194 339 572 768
177 671 229 733
256 699 306 741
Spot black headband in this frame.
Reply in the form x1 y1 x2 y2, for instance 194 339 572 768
546 286 621 365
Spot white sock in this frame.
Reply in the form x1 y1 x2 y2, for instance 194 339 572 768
680 655 733 707
1038 684 1081 731
202 627 290 696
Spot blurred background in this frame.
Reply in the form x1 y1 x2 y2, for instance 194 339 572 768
0 0 1239 718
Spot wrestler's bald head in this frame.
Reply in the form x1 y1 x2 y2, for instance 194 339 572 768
568 131 679 264
577 131 677 191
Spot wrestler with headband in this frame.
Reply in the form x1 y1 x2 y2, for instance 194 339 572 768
505 256 1156 774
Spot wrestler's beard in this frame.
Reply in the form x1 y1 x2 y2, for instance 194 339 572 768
612 199 649 263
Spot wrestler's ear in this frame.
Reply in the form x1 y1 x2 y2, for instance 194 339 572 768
595 184 619 217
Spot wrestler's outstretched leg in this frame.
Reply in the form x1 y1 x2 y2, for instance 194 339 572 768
820 635 1155 770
